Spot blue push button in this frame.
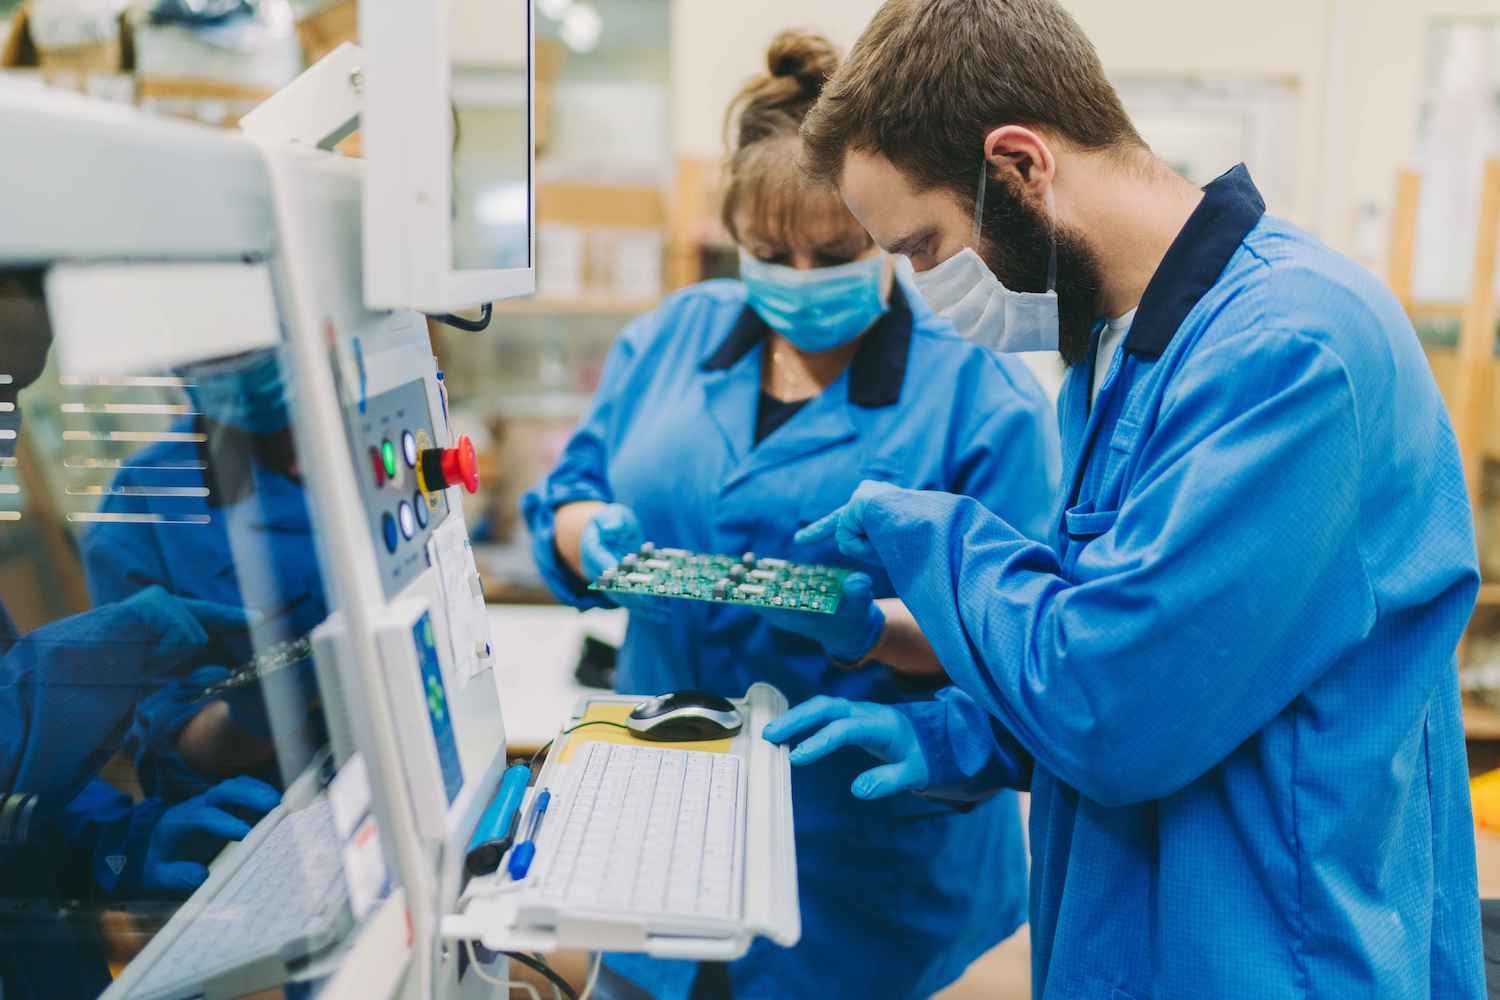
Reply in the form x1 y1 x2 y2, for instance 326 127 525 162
412 491 429 529
381 511 399 552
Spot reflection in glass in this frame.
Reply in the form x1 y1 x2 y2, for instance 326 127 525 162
0 276 352 999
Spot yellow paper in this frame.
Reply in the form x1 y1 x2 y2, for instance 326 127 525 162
557 702 734 762
1473 768 1500 833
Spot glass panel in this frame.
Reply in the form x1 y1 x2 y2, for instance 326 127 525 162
450 0 532 272
0 276 357 997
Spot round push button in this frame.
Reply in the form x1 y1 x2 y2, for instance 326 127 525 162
381 512 399 552
398 501 416 540
418 434 480 495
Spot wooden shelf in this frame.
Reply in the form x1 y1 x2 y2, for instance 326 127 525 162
1467 698 1500 741
1392 164 1500 674
493 296 658 316
1423 345 1500 462
1409 301 1469 323
490 392 592 421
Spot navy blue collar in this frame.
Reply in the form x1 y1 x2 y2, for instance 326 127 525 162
1125 164 1266 358
701 281 914 408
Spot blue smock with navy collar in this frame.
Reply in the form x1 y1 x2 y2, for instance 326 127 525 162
867 166 1485 998
523 277 1060 998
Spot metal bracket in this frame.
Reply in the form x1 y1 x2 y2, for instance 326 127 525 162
239 42 364 150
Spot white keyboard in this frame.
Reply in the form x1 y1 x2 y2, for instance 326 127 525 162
130 796 349 1000
531 742 743 920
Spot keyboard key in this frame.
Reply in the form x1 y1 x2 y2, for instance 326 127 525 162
533 742 741 921
130 797 348 999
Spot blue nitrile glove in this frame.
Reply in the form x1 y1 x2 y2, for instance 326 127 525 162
794 480 904 566
580 503 669 622
752 572 885 664
580 503 644 579
762 695 930 800
120 585 261 678
139 776 280 894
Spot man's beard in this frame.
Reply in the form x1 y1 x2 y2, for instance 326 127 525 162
973 172 1103 367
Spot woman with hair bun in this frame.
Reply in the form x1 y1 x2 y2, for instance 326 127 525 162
523 29 1058 998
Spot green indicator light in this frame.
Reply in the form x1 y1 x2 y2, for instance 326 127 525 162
381 440 398 477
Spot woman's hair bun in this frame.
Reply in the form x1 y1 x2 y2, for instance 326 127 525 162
765 29 838 101
726 30 840 152
720 30 844 241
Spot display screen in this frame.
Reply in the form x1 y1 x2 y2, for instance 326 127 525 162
450 0 532 273
413 611 464 804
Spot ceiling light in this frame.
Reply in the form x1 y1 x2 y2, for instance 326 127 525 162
559 3 602 53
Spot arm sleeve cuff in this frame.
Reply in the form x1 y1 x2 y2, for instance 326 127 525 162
94 798 166 898
520 490 617 610
893 688 1033 802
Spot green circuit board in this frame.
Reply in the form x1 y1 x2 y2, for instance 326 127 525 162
590 545 849 614
200 634 314 699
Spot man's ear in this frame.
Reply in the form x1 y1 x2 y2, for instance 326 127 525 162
982 125 1056 195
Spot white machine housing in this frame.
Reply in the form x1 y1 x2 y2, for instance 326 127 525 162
358 0 536 312
0 85 507 999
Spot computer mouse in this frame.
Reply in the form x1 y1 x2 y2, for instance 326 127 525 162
627 690 743 742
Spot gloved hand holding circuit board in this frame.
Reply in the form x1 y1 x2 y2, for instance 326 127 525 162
590 544 850 614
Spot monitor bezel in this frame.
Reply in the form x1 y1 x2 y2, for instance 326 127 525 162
359 0 536 314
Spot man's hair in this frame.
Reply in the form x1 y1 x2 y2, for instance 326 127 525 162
801 0 1143 197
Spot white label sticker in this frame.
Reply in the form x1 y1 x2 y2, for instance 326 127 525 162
428 518 493 682
342 814 390 922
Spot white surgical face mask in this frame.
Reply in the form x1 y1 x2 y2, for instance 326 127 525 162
911 163 1060 353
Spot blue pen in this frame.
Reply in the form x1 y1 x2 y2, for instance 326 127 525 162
506 788 551 881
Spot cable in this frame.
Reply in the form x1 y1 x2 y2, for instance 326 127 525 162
434 302 493 332
503 951 579 1000
577 952 603 1000
463 939 544 999
527 720 633 771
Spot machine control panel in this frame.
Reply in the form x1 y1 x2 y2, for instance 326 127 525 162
350 377 452 597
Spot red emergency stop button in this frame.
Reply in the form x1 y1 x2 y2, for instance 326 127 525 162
419 434 479 495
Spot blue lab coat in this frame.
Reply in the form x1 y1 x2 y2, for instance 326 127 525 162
81 420 327 799
523 278 1060 998
853 166 1484 998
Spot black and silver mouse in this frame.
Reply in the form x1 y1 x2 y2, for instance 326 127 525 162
627 690 743 742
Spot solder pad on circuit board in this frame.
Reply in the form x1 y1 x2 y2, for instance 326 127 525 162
589 544 849 614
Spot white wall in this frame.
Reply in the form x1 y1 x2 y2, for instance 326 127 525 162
670 0 1500 259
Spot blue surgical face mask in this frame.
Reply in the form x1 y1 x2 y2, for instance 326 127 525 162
738 250 887 352
182 348 291 433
